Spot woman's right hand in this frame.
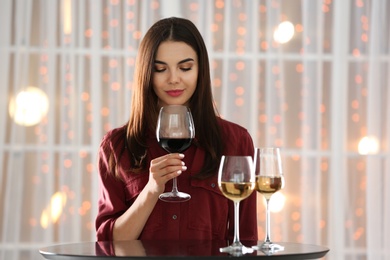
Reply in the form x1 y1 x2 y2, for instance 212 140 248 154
146 153 187 195
112 153 187 241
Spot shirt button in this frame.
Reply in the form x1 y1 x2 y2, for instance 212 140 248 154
172 214 177 220
211 183 216 188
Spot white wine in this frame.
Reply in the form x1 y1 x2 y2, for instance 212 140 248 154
255 176 284 200
219 182 255 202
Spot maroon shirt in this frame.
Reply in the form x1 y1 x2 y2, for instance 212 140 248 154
95 118 257 241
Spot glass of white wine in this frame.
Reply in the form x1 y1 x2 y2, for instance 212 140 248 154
218 155 256 256
252 147 285 253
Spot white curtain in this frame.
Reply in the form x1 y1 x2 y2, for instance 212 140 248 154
0 0 389 259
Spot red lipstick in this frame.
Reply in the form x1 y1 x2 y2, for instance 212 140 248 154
166 90 184 97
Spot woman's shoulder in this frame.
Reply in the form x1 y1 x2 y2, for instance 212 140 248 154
217 117 249 135
100 124 127 148
216 117 253 155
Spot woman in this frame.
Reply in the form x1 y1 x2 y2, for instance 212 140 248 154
96 17 257 241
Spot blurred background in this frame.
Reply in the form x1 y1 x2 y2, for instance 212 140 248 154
0 0 389 259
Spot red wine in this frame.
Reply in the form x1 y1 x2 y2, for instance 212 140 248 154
158 138 192 153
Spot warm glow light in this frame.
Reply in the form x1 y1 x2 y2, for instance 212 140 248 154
40 192 67 229
40 211 49 229
273 21 295 44
263 192 286 213
358 136 379 155
50 192 67 220
9 86 49 126
63 0 72 34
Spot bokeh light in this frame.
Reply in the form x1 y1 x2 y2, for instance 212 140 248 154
274 21 295 44
358 136 379 155
9 86 49 126
40 191 67 229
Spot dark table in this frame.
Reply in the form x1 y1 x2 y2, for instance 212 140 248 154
39 240 329 259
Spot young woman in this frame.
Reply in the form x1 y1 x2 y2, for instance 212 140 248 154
96 17 257 241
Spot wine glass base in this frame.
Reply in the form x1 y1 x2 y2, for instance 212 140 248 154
159 192 191 202
220 242 254 257
252 242 284 255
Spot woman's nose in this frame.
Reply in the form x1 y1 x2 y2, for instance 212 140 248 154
168 71 180 84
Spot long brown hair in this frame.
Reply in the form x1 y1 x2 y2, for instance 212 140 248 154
116 17 222 179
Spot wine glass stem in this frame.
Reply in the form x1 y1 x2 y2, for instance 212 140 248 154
233 201 240 245
171 177 179 193
265 198 271 243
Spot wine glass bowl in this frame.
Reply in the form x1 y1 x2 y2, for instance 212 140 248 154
218 155 255 256
253 147 285 251
255 175 284 200
156 105 195 202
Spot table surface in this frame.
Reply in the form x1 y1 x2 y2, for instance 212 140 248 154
39 240 329 259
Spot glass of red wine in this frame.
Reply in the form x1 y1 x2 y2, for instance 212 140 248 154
156 105 195 202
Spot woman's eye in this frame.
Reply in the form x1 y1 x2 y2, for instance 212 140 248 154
154 67 166 72
181 67 192 72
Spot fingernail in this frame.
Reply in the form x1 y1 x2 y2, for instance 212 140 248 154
181 161 185 165
177 170 182 175
182 166 187 171
179 154 185 158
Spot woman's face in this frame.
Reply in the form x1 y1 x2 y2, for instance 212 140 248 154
152 41 198 107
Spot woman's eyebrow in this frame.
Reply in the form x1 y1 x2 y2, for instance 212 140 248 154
154 58 195 65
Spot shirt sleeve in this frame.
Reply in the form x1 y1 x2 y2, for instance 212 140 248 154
95 138 127 241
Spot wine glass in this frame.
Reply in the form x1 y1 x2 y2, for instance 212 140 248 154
252 147 285 252
218 155 256 256
156 105 195 202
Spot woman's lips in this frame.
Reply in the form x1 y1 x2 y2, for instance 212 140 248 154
166 89 184 97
